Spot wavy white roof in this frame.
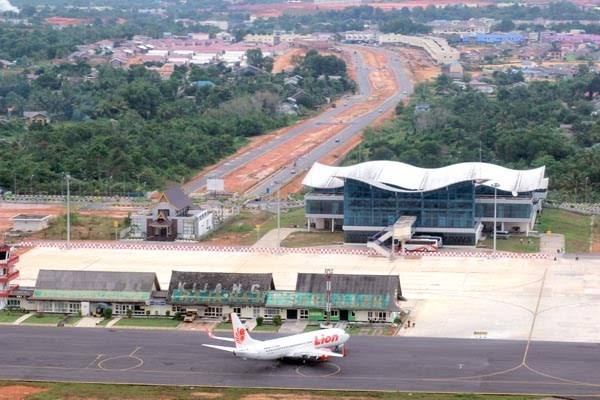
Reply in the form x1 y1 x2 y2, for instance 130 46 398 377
302 161 547 194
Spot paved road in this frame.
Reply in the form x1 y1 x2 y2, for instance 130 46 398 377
184 45 413 196
1 326 599 397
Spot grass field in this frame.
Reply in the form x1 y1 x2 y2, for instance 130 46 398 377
32 213 126 241
216 322 233 330
0 310 27 323
281 231 344 247
114 318 180 328
0 381 543 400
64 316 82 326
203 208 305 246
537 208 591 252
98 318 111 326
478 236 540 253
252 324 280 332
22 314 63 325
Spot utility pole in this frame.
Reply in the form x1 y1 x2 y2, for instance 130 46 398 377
66 174 71 249
325 268 333 325
276 182 281 248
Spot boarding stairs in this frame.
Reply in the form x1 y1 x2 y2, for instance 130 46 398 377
367 228 393 257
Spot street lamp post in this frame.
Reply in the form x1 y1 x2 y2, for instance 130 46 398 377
492 182 500 255
276 183 281 248
325 268 333 325
65 174 71 249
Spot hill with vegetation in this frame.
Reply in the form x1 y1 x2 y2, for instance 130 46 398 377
0 50 354 195
347 69 600 202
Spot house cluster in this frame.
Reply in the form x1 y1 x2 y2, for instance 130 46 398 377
426 18 496 36
68 35 288 78
7 269 404 324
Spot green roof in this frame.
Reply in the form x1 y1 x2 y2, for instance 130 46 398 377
169 289 267 305
266 291 397 311
33 289 151 303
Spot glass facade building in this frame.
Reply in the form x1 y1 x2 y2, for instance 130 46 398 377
303 161 547 246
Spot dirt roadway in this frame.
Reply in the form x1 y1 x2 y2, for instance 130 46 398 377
219 46 400 195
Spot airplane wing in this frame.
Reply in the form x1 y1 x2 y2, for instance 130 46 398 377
287 348 344 359
205 330 235 342
202 344 236 352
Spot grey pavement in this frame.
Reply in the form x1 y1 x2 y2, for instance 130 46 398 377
253 228 300 248
540 233 566 255
1 326 599 397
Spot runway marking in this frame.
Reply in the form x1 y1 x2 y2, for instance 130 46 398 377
97 347 144 372
85 354 103 369
295 363 341 378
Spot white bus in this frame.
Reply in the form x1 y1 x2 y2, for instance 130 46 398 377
403 238 438 252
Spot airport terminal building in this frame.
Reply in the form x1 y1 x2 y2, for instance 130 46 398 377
302 161 548 246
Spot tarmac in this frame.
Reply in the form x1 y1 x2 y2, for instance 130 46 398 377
0 326 599 397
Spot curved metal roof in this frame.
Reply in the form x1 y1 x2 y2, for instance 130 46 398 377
302 161 547 194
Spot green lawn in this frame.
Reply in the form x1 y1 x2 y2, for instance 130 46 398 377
31 213 126 241
251 324 280 332
98 318 112 326
64 316 82 326
114 317 180 328
478 236 540 253
281 231 344 248
215 322 233 331
0 380 543 400
0 310 27 323
303 325 324 332
22 314 64 325
537 208 591 253
202 208 305 246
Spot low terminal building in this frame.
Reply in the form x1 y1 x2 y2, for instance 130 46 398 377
266 273 403 323
167 271 275 319
17 270 165 316
303 161 548 246
6 269 405 324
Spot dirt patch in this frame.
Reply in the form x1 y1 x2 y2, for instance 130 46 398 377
190 392 223 399
241 395 372 400
273 48 306 74
591 215 600 252
0 385 46 400
390 47 440 83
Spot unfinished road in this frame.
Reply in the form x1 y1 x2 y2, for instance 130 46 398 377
1 326 599 397
184 45 413 197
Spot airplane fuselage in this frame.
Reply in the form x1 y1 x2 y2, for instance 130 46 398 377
233 328 348 361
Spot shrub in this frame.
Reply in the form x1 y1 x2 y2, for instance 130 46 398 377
103 307 113 319
256 316 263 326
146 310 151 316
273 314 282 326
126 308 132 319
165 310 171 317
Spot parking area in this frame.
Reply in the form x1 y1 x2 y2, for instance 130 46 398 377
14 246 600 342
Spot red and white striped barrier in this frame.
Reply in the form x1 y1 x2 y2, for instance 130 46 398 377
15 240 376 257
15 241 549 259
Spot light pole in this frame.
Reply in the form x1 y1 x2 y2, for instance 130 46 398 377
492 182 500 255
276 182 281 248
65 173 71 248
325 268 333 325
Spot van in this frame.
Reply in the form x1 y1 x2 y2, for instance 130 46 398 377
495 231 510 239
184 308 198 322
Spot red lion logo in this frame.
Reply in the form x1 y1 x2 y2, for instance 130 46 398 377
234 327 246 345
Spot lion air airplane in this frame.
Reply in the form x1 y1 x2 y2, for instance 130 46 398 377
203 313 350 362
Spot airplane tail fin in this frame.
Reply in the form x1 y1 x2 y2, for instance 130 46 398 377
231 312 257 348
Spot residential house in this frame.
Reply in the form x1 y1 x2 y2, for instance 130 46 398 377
23 111 50 126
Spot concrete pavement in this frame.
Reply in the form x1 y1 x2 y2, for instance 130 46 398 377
253 228 300 248
15 246 600 343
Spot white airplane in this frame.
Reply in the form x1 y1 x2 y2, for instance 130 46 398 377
203 313 350 363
